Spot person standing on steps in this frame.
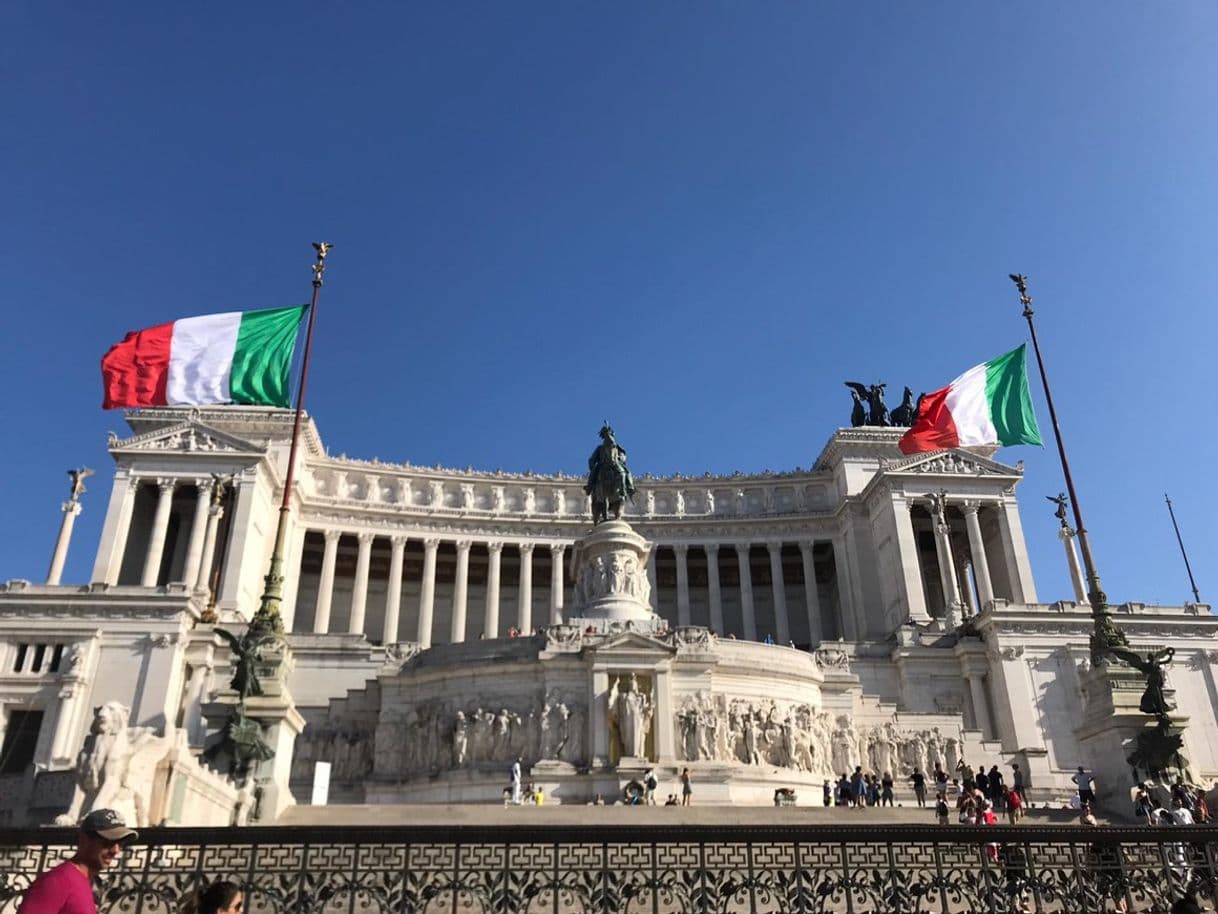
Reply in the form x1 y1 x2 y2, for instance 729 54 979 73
19 809 138 914
681 767 692 806
510 757 522 805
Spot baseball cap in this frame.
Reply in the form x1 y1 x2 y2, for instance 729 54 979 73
80 809 139 842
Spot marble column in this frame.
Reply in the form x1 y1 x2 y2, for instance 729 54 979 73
383 535 407 643
549 544 565 625
674 544 691 626
417 537 440 648
767 541 790 644
1060 526 1087 603
933 511 963 627
705 544 724 634
961 502 995 609
893 498 931 623
46 501 82 585
517 543 534 634
179 480 214 590
484 542 503 638
141 478 177 587
313 530 341 634
966 672 994 738
735 544 757 641
646 549 659 610
961 557 980 617
830 535 858 640
195 502 225 594
798 541 823 645
279 523 308 633
349 532 374 636
451 539 471 642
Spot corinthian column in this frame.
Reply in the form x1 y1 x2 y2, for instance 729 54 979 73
417 537 440 647
383 535 407 642
705 545 724 634
180 479 214 590
767 542 790 644
961 502 995 609
484 542 503 638
46 501 82 586
349 532 375 636
1060 526 1087 603
451 539 471 642
195 501 225 594
141 478 176 587
931 501 963 628
674 544 691 626
735 544 757 641
313 529 341 634
798 542 823 645
517 543 534 634
549 544 566 625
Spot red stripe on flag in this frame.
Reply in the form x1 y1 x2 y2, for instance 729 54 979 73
898 385 960 455
101 321 174 408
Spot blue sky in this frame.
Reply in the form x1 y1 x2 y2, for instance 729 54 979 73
2 2 1215 606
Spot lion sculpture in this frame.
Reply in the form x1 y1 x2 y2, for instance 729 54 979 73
55 701 174 827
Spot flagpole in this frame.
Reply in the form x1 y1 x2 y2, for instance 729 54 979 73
1008 273 1128 665
1165 493 1202 604
249 242 332 636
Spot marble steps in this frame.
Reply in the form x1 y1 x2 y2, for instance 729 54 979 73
276 803 1089 827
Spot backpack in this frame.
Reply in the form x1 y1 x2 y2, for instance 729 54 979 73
646 775 657 790
936 799 949 817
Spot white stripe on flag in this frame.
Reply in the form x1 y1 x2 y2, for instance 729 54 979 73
944 362 998 446
166 311 242 405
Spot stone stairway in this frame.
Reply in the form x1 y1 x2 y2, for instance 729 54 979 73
276 802 1088 827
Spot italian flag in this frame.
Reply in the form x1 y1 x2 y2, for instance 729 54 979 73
102 305 307 409
899 344 1043 455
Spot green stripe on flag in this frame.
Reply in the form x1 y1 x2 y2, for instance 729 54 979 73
230 305 308 407
984 344 1043 447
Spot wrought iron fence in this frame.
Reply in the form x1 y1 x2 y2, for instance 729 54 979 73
1 824 1215 914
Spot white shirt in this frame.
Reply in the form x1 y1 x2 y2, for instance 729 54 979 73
511 761 521 784
1173 806 1195 825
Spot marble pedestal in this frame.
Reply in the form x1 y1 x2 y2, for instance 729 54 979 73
569 520 659 623
1074 665 1190 810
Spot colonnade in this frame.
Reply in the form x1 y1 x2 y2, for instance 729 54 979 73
296 532 846 647
305 531 568 648
100 477 227 594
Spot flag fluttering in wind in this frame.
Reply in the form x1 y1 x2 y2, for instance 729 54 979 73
899 344 1043 455
101 305 307 409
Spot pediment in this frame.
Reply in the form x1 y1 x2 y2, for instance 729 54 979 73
590 630 678 655
108 420 266 456
882 449 1022 479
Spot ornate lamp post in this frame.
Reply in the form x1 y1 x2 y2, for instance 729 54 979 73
1009 274 1128 666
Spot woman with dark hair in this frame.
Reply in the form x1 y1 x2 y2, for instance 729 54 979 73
184 881 243 914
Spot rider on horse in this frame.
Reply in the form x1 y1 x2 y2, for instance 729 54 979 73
585 424 635 524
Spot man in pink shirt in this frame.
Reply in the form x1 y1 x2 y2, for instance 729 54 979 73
18 809 138 914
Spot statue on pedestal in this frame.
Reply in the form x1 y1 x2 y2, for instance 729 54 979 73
1111 646 1177 718
609 674 653 759
585 424 635 524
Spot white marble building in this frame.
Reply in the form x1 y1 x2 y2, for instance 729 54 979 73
0 406 1214 819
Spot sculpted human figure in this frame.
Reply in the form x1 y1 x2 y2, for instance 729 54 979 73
452 711 468 767
744 716 762 765
540 701 556 758
585 424 636 524
611 674 653 759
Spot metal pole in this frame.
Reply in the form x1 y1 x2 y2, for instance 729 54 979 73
249 243 332 635
1009 274 1128 665
1165 494 1202 604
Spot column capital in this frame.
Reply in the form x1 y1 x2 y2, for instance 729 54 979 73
519 542 535 556
356 531 376 546
703 542 719 556
960 501 981 515
194 477 215 493
766 540 784 554
673 543 689 556
734 542 752 556
207 504 225 520
487 541 505 555
454 538 472 552
423 536 441 550
61 501 83 516
797 540 815 556
156 477 176 493
549 543 566 557
323 529 342 545
390 534 408 548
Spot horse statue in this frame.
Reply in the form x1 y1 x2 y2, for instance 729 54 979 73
585 424 635 524
889 387 918 426
844 382 890 427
